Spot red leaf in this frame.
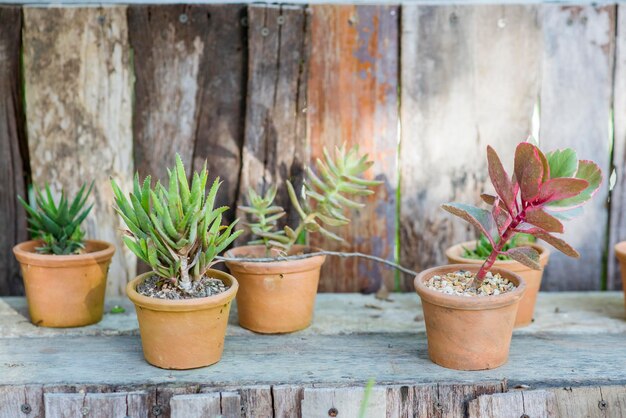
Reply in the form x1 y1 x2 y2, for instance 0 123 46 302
503 246 541 270
487 146 516 215
514 225 579 258
514 143 544 203
441 203 496 246
537 178 589 205
492 198 512 234
524 207 564 233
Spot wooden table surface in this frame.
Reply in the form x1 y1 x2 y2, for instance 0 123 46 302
1 292 625 417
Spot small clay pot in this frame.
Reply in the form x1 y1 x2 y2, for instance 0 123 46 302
414 264 526 371
446 241 549 327
613 242 626 307
13 240 115 328
127 270 238 370
224 245 326 334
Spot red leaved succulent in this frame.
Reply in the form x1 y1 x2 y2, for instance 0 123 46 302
442 141 603 284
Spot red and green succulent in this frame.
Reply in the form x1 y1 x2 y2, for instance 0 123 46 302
442 141 603 285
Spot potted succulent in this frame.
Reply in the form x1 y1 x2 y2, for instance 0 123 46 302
13 182 115 327
224 145 382 334
111 155 241 369
415 142 602 370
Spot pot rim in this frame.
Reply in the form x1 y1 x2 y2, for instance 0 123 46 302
615 241 626 262
446 240 550 268
13 239 115 267
414 264 526 310
126 270 239 312
224 244 326 274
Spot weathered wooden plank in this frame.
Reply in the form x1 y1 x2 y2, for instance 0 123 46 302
44 392 149 418
273 385 304 418
129 5 246 214
538 5 614 290
435 382 506 417
386 386 416 418
400 5 541 290
3 292 626 339
301 387 387 418
0 6 29 297
552 386 608 417
153 386 199 418
240 386 273 417
236 4 309 243
220 391 242 418
468 390 558 417
22 7 135 295
170 393 221 418
598 386 626 417
308 5 399 293
0 385 44 418
609 5 626 292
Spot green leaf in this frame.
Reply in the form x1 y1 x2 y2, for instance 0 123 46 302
548 160 602 209
546 148 578 179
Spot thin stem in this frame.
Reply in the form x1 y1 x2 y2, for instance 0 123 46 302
216 251 417 276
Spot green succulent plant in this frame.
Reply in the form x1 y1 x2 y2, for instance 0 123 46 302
462 234 536 261
111 154 242 293
240 144 382 252
18 182 94 255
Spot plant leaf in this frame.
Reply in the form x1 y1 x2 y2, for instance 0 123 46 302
546 148 578 178
503 246 541 270
514 142 544 203
548 160 602 209
538 178 589 206
487 145 516 214
524 207 564 233
441 203 496 246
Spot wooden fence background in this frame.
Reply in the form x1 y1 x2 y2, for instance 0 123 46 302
0 3 624 296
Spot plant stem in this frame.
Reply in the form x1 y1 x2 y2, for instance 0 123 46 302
178 256 192 292
475 215 522 284
216 251 418 276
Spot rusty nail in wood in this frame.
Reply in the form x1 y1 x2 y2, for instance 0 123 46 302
20 404 31 414
328 407 338 416
599 400 608 410
261 27 270 36
152 405 162 416
97 15 105 25
277 16 285 25
80 406 89 416
179 14 188 24
521 415 530 418
434 401 443 412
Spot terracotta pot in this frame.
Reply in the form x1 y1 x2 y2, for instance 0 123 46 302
414 264 526 371
13 240 115 328
613 242 626 307
446 241 549 327
224 245 326 334
126 270 238 369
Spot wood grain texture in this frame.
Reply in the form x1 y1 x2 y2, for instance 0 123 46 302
22 7 135 295
0 385 44 418
608 5 626 292
308 5 399 293
220 391 242 418
273 385 304 418
44 392 149 418
400 5 541 289
301 387 387 418
130 5 246 210
468 390 558 417
240 386 273 417
0 6 29 297
170 393 221 417
237 4 309 243
538 5 615 290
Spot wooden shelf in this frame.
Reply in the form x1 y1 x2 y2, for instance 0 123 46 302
1 292 625 417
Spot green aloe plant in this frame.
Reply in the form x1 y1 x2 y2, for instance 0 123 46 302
239 144 382 252
111 155 242 293
18 182 94 255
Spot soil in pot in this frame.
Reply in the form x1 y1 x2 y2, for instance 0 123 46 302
613 242 626 307
446 241 549 327
13 240 115 328
224 245 326 334
415 264 526 371
127 269 238 370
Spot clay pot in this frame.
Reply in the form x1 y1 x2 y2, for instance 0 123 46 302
224 245 326 334
126 270 238 370
13 240 115 328
446 241 549 327
414 264 526 371
613 242 626 306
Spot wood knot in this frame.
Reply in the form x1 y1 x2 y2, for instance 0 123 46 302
328 407 338 416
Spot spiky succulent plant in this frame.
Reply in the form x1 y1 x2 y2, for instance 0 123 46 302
241 144 382 252
443 141 602 285
18 182 93 255
111 154 242 292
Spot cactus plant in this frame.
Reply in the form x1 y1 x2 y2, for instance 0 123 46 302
18 182 94 255
111 154 242 293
